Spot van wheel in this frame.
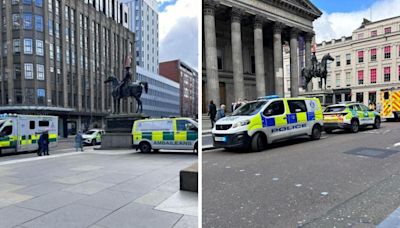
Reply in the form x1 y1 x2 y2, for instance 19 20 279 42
91 139 97 146
194 142 198 154
251 133 266 152
139 142 151 153
373 117 381 129
350 119 359 133
310 125 322 140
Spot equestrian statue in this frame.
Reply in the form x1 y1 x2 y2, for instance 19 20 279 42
301 53 334 90
104 59 148 114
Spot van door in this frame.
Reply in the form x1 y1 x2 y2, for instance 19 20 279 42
261 100 288 142
174 119 196 150
0 121 16 152
286 100 309 136
18 118 38 152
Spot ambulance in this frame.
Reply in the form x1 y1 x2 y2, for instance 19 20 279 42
212 96 324 151
380 88 400 121
132 117 198 153
0 114 58 154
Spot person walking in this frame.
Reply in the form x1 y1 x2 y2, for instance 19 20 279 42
37 133 44 156
208 100 217 128
75 131 84 152
38 131 50 156
216 104 226 121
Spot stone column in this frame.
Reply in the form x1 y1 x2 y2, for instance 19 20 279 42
203 0 220 106
231 7 245 101
253 15 266 97
290 28 300 97
273 22 284 97
305 33 313 92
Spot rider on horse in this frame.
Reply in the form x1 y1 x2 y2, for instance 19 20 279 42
311 53 318 77
116 68 132 97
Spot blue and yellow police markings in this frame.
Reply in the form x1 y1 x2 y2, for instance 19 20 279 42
259 111 318 133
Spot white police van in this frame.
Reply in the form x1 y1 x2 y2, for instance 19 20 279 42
212 95 324 151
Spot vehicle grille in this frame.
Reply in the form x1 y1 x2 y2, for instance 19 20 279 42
216 124 232 130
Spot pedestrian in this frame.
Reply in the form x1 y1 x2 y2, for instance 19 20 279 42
75 131 84 152
39 131 50 156
234 98 243 110
208 100 217 128
216 104 226 121
37 133 44 156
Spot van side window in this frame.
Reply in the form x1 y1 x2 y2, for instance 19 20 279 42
1 126 12 136
384 92 389 99
263 101 285 117
39 121 49 127
287 100 307 113
29 121 35 129
176 120 189 131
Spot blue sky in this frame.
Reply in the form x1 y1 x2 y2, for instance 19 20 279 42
158 0 176 12
311 0 377 13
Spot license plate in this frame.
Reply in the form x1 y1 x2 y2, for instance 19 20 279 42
214 136 226 142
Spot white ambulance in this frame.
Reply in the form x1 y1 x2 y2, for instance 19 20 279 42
0 114 58 154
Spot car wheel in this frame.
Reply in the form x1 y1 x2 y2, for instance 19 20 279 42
350 119 359 133
373 117 381 129
139 142 151 153
325 128 333 134
91 139 97 146
310 125 322 140
251 133 266 152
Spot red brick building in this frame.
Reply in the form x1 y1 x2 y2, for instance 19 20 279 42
159 60 198 117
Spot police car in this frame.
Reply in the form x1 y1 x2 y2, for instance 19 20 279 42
132 117 198 153
323 102 381 133
82 129 105 145
212 95 324 151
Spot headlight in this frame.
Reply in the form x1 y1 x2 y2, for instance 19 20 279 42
232 120 250 128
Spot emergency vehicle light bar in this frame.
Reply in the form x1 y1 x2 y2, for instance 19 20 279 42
257 95 280 100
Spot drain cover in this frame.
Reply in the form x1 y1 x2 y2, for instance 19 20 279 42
344 147 399 159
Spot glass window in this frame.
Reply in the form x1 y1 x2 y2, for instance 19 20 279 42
231 101 267 116
23 13 32 29
0 126 12 136
13 39 20 53
358 50 364 63
384 46 391 59
24 39 32 54
384 27 391 34
371 30 377 37
336 55 340 67
336 73 340 87
384 67 391 82
24 63 33 79
370 69 377 84
370 48 377 61
29 121 35 129
358 70 364 85
49 45 54 59
12 14 20 29
36 40 44 56
346 53 351 65
37 89 45 105
35 15 43 31
12 0 20 5
23 0 31 4
176 120 190 131
35 0 42 7
37 64 44 80
39 121 49 127
346 72 351 86
48 20 53 36
263 101 285 116
287 100 307 113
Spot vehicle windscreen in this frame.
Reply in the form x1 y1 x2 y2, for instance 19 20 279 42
231 101 267 116
324 106 346 112
0 120 5 129
85 130 96 135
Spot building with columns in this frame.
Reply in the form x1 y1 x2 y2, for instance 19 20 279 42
309 16 400 107
202 0 322 112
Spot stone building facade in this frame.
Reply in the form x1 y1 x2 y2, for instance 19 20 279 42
311 16 400 106
0 0 135 136
202 0 321 112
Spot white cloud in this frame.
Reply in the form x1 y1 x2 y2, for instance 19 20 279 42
314 0 400 43
158 0 199 70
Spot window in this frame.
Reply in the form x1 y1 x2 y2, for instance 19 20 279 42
0 126 12 136
176 120 194 131
48 20 53 36
336 55 340 67
287 100 307 113
29 121 35 129
13 39 20 53
384 46 391 59
356 92 364 103
38 121 49 127
12 0 20 5
23 0 31 4
346 72 351 86
35 0 42 7
37 89 45 105
370 68 377 84
346 54 351 65
24 39 32 54
384 27 391 34
35 15 43 31
358 70 364 85
384 67 391 82
23 13 32 29
336 73 340 87
358 50 364 63
263 101 285 116
24 63 33 79
12 14 20 29
37 64 44 80
49 45 54 59
371 30 377 37
36 40 43 56
370 48 377 61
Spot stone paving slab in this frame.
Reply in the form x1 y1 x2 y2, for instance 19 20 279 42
134 189 174 206
15 182 70 197
96 202 182 228
54 171 104 185
173 215 198 228
63 181 114 195
21 203 111 228
93 172 137 184
155 191 198 216
0 205 43 227
77 189 137 211
0 182 24 193
0 192 33 208
16 191 86 212
70 165 103 171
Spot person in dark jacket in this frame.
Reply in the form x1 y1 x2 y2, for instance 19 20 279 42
75 131 84 152
38 131 50 156
208 100 217 128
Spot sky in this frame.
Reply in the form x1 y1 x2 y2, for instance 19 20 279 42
310 0 400 43
157 0 199 70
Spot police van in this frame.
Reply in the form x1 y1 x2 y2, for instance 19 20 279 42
212 96 323 151
0 114 58 154
132 117 198 153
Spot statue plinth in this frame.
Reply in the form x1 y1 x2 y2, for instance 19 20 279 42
98 113 150 150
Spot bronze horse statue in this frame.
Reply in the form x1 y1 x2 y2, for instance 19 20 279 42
104 76 148 113
302 53 334 90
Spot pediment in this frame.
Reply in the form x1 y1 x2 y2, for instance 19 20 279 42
273 0 322 19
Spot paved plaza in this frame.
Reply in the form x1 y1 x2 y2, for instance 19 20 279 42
0 148 197 228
